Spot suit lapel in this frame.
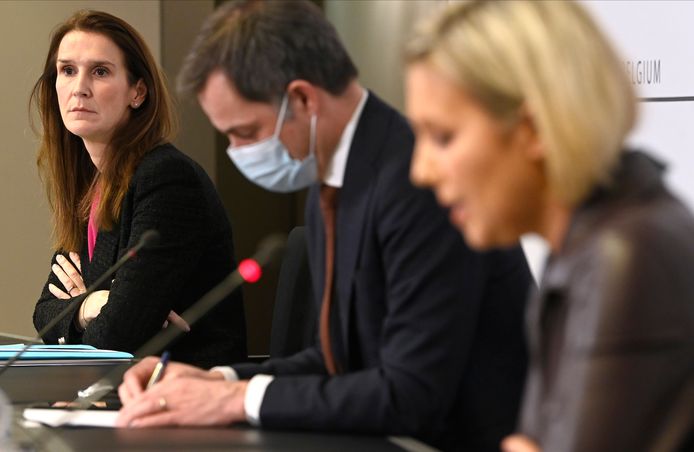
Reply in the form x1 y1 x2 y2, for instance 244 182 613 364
335 94 388 366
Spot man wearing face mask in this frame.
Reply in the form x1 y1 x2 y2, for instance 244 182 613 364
117 2 532 450
226 94 319 192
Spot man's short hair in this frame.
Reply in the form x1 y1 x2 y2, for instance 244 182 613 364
178 0 358 103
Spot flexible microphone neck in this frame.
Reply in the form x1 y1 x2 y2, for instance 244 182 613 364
74 233 286 407
0 230 160 378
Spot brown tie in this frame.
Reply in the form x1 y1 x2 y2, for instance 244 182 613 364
319 184 340 375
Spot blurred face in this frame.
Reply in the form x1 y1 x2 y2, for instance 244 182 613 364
56 31 143 151
406 62 545 250
197 70 311 160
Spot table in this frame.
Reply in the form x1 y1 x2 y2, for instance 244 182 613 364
12 421 421 451
2 363 437 451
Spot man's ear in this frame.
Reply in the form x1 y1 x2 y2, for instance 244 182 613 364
286 80 319 118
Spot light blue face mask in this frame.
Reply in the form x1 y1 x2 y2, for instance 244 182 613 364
226 94 318 193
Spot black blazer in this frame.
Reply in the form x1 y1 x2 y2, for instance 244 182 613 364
33 144 247 369
234 94 531 451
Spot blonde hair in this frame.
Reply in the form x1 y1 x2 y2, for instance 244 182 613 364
406 0 636 205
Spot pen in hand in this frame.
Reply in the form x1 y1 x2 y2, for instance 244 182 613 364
146 351 170 389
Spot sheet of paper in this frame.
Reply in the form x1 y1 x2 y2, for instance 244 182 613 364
23 408 118 428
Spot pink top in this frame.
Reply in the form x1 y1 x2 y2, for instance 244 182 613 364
87 188 101 262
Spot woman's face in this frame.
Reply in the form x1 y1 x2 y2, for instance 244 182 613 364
406 62 546 250
56 31 142 149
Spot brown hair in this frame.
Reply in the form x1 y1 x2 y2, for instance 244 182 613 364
30 10 177 251
178 0 358 103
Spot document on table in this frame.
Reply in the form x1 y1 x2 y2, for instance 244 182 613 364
23 407 119 428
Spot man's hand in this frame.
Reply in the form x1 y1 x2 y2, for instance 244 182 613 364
118 356 224 405
116 378 248 427
502 434 541 452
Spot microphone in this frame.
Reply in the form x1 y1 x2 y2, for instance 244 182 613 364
73 233 286 407
0 230 160 378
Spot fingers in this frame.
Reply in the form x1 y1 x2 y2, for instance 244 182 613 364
117 394 172 427
69 251 82 274
118 378 142 407
119 357 160 405
166 311 191 332
502 435 541 452
65 253 86 292
56 255 82 288
52 254 86 296
48 283 70 300
117 405 177 428
128 409 180 428
120 359 212 406
51 261 74 293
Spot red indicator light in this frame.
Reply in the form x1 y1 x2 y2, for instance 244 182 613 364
238 259 262 283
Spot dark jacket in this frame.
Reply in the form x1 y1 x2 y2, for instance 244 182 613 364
520 151 694 451
235 93 532 451
33 144 247 369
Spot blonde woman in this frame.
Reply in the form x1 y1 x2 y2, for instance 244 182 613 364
405 1 694 451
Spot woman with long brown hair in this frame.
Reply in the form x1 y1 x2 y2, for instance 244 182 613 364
31 10 247 368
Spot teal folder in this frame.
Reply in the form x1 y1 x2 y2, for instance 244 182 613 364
0 344 133 361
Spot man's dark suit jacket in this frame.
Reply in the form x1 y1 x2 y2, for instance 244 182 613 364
234 94 532 451
33 144 247 369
